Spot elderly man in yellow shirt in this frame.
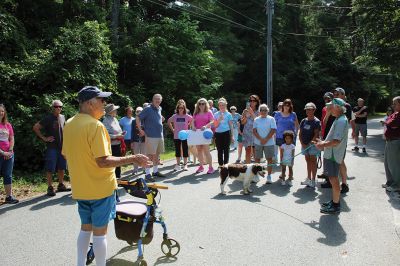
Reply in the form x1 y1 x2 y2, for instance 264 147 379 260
62 86 152 266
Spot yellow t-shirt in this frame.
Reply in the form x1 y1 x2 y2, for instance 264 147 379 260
62 113 117 200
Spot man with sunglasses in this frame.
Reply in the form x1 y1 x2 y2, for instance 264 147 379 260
33 99 69 196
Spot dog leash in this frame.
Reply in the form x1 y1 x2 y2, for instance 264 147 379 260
263 144 318 167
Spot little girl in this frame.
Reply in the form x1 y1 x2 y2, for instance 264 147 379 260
280 130 295 186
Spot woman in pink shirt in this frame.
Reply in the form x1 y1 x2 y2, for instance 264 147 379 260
0 104 18 204
191 98 215 174
168 99 193 171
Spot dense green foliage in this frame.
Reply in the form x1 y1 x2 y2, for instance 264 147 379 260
0 0 399 172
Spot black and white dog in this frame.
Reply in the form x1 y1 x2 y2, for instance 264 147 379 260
220 164 265 195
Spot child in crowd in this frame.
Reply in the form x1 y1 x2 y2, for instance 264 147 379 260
280 130 295 186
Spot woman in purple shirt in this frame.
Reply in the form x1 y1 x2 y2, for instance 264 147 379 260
168 100 193 171
274 99 299 161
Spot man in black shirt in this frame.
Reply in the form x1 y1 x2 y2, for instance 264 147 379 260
33 100 69 196
352 98 368 153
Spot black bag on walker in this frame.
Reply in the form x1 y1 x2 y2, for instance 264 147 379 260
114 200 154 244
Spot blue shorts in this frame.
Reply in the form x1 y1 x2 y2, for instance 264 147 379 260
77 192 116 228
302 144 320 157
45 148 67 172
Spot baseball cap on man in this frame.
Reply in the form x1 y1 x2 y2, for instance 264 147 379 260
304 102 317 110
335 87 346 95
326 98 346 107
323 92 334 100
78 86 112 102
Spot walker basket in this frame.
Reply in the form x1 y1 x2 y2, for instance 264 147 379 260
114 200 154 244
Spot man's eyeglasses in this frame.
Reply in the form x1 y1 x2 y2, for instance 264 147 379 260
260 109 268 112
53 106 62 109
249 99 257 102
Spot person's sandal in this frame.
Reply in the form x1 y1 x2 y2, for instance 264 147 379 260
57 183 71 192
47 186 56 196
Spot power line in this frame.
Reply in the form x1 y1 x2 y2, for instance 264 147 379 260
282 3 373 10
144 0 265 35
178 0 265 34
274 30 350 40
213 0 264 27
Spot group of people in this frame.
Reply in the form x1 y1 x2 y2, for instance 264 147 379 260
1 84 399 265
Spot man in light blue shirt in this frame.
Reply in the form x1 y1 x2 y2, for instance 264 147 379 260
253 104 277 183
119 106 134 148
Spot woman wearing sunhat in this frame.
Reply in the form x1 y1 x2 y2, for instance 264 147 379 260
103 103 125 178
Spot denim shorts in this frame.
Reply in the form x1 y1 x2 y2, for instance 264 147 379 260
77 192 117 228
302 144 320 157
45 148 67 172
0 155 14 185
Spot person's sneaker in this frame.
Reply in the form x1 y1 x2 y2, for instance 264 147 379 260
145 174 155 182
5 195 19 204
321 200 333 208
340 183 349 194
352 146 359 151
182 164 189 171
286 180 293 187
196 165 204 173
307 180 316 189
280 179 286 186
57 183 71 192
266 175 272 184
301 178 311 186
321 181 332 188
362 147 366 153
173 165 181 171
153 172 166 178
235 159 241 163
320 202 340 214
382 183 391 188
207 166 215 174
47 186 56 197
317 173 328 179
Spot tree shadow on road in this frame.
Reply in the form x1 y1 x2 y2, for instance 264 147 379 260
29 193 75 211
305 215 347 246
265 181 291 198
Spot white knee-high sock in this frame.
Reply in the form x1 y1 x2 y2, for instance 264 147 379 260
93 235 107 266
77 230 92 266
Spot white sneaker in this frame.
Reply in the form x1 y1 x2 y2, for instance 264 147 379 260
307 180 316 188
183 165 188 171
280 179 286 186
173 165 180 171
301 178 311 186
286 180 293 186
266 175 272 184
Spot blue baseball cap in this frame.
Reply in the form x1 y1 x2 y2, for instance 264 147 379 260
326 98 346 107
78 86 112 102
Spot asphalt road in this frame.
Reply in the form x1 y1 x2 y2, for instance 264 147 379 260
1 117 399 266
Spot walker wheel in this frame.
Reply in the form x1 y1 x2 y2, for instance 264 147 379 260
135 259 147 266
161 238 180 257
86 243 95 265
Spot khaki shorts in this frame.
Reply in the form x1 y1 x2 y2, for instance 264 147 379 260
355 123 367 137
132 142 146 155
255 145 275 159
145 137 165 155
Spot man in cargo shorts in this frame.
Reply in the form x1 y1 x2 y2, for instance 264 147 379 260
62 86 152 266
137 94 166 181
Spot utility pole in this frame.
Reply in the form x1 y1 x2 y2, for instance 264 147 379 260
265 0 274 111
